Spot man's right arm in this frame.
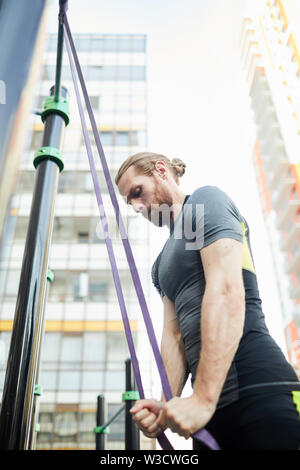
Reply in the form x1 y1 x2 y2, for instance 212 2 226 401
130 295 188 437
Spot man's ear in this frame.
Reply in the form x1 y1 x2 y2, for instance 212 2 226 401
154 161 168 179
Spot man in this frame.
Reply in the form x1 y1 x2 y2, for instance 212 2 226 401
115 151 300 450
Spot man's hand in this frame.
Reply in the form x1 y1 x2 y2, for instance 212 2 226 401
130 399 166 438
156 395 216 439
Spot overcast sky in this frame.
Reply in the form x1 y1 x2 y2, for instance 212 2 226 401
46 0 287 352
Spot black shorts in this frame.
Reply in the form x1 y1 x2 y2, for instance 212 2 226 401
193 390 300 450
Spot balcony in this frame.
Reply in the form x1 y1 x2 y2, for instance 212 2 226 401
257 120 281 145
272 177 296 211
289 282 300 301
277 199 300 230
268 156 290 189
251 85 275 123
8 243 150 271
281 221 300 251
285 245 300 274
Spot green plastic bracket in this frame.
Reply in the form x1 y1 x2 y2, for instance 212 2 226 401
47 269 54 283
33 146 64 173
94 425 109 434
34 384 43 396
41 95 70 126
34 423 40 432
122 391 140 402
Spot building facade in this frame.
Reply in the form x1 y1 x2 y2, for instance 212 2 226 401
240 0 300 370
0 33 155 449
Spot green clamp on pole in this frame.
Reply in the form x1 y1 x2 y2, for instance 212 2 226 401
41 95 70 126
34 423 40 433
34 384 43 397
94 425 109 434
122 391 140 402
33 146 64 173
47 269 54 283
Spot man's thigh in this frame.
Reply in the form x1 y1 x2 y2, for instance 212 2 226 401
193 391 300 450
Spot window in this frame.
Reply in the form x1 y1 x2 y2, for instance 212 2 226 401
115 131 129 146
34 95 48 110
106 332 129 362
61 335 82 363
81 370 104 390
5 269 20 297
43 63 145 83
30 130 43 150
58 172 78 193
54 411 78 441
39 370 57 391
87 96 100 111
105 370 124 391
78 232 89 244
99 131 113 146
48 271 66 302
106 403 125 442
0 332 12 366
46 35 146 53
69 272 88 301
41 333 60 362
88 280 107 302
19 171 35 192
83 332 105 362
58 371 81 391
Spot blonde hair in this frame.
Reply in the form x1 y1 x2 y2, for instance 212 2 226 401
115 152 186 185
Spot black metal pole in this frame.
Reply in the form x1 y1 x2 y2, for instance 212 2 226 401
28 269 54 450
0 86 68 450
124 358 140 450
96 394 105 450
54 19 64 101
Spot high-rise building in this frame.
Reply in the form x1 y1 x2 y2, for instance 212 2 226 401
0 32 155 450
240 0 300 370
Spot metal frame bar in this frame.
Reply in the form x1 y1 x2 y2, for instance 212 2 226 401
0 86 68 449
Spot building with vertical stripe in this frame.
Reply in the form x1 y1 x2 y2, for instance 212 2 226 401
240 0 300 372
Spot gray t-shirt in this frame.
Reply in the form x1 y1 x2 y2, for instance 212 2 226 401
152 185 299 408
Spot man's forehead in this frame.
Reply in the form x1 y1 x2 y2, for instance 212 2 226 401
118 168 144 197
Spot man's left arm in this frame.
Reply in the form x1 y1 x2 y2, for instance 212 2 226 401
157 237 245 438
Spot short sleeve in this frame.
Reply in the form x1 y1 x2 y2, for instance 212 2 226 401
151 252 165 298
183 186 244 251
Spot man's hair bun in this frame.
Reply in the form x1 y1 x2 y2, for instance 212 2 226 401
171 158 186 178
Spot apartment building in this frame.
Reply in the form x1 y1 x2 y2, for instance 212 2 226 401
240 0 300 369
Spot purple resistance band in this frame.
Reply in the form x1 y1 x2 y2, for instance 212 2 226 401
61 2 220 451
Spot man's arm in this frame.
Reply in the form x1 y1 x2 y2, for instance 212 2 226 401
157 237 245 437
193 237 245 407
161 294 188 399
130 295 188 437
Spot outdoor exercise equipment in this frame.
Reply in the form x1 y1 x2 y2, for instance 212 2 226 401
95 359 140 450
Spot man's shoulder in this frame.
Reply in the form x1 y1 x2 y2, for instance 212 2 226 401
188 185 228 203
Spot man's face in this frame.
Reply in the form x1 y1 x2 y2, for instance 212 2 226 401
117 165 174 227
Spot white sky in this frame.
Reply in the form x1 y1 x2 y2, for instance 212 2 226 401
46 0 287 349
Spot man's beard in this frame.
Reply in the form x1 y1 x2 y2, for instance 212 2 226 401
147 183 174 227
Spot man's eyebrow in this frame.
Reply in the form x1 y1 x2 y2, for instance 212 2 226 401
126 185 139 203
121 185 134 204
